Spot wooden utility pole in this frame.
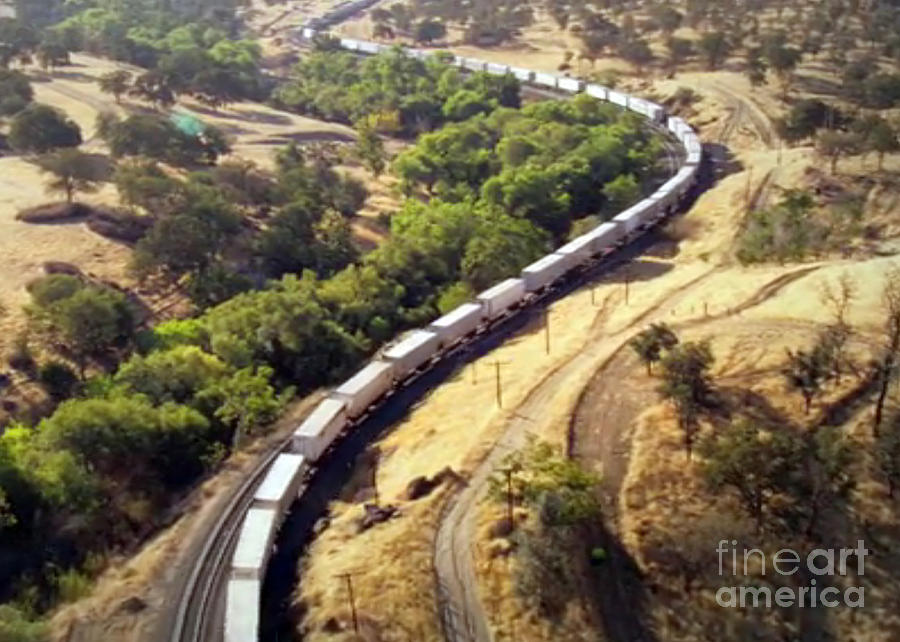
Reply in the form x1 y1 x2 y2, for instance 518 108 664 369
490 361 510 408
624 273 630 305
336 572 360 634
544 309 551 355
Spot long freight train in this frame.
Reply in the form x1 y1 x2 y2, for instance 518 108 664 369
225 21 703 642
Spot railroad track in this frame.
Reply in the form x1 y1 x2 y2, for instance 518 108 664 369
170 443 290 642
166 31 697 642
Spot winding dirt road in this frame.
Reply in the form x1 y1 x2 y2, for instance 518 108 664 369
433 259 826 641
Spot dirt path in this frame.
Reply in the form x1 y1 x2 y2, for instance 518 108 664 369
433 259 825 642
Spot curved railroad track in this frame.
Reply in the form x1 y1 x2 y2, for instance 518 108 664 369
165 22 701 642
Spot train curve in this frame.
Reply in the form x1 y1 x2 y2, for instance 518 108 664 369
167 4 709 640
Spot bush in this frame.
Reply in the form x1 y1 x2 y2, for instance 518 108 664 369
8 104 82 153
53 567 92 603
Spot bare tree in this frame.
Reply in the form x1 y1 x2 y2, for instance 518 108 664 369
874 264 900 434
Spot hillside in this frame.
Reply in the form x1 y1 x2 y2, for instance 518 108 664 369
291 1 900 640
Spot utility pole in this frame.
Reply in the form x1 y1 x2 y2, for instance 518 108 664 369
591 287 597 306
336 572 360 634
490 361 510 408
544 309 551 355
624 273 630 305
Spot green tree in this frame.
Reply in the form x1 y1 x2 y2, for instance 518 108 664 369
698 31 731 69
8 104 82 153
765 45 802 98
414 19 446 43
355 120 386 177
658 340 714 459
816 129 859 174
602 173 640 214
0 68 32 116
699 420 802 532
98 69 131 104
34 148 104 203
31 284 135 378
629 323 679 375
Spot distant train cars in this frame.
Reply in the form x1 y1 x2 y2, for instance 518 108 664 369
228 24 703 642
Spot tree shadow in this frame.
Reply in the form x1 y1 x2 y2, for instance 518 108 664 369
587 520 658 642
225 107 295 126
251 130 357 145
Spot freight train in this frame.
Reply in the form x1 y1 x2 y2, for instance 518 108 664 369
224 23 703 642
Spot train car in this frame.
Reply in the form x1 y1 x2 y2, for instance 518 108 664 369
612 199 658 235
225 579 260 642
533 71 558 88
608 90 629 108
357 40 382 54
555 233 597 270
486 61 510 75
627 97 651 118
558 77 584 93
339 37 359 51
462 57 486 72
585 83 609 101
477 278 527 319
586 221 626 254
427 303 485 348
644 100 666 124
231 508 278 581
331 361 394 418
383 330 441 379
521 253 570 292
253 453 306 513
509 66 534 82
293 398 348 460
301 27 316 39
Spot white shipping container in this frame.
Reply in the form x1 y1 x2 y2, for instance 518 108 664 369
463 57 485 71
225 579 260 642
521 253 570 292
301 27 315 39
357 40 382 54
231 508 277 580
293 397 347 459
585 83 608 100
613 200 657 235
477 278 526 319
253 453 306 512
340 38 359 50
556 233 597 269
486 62 509 75
608 90 628 107
533 72 558 88
686 149 702 167
586 222 626 253
510 66 533 82
332 361 394 418
428 303 485 347
628 97 649 117
383 330 441 378
645 101 666 123
558 77 583 93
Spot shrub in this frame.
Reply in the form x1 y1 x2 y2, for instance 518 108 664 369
38 361 80 400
